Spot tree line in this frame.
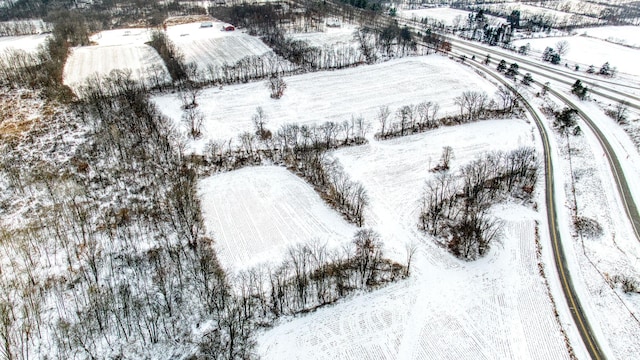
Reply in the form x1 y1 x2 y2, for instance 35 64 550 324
419 147 538 260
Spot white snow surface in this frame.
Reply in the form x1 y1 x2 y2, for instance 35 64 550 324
153 56 499 149
400 7 503 26
63 44 169 90
0 34 48 53
575 25 640 48
256 119 572 359
513 35 640 77
289 23 359 48
166 21 273 67
199 166 358 272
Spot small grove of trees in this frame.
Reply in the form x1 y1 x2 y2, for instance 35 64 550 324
605 101 629 124
571 80 589 100
375 101 440 139
147 30 187 83
0 11 87 100
419 148 538 260
542 47 561 65
268 73 287 99
232 230 406 323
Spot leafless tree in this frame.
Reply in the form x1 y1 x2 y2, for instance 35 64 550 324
377 105 391 138
268 73 287 99
182 107 205 139
454 91 489 121
555 40 570 57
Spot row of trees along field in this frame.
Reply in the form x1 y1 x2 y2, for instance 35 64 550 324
0 47 407 360
419 147 538 260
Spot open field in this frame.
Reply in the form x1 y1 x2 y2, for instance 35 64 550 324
483 3 602 27
256 119 572 359
199 166 358 271
166 21 273 68
153 56 500 148
0 33 48 53
575 26 640 48
63 44 169 90
289 23 359 48
400 7 503 27
513 35 640 77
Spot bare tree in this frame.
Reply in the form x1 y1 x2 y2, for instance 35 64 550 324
606 101 629 124
455 91 489 121
555 40 570 57
182 107 205 139
433 146 454 172
268 73 287 99
252 106 270 139
377 105 391 138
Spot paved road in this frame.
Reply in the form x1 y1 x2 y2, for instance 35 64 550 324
464 60 607 360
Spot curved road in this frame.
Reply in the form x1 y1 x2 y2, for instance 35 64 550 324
464 59 606 360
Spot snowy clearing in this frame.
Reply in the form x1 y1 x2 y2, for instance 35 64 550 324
89 27 153 46
258 119 572 359
483 3 601 27
400 7 503 26
574 26 640 48
166 21 273 68
153 56 500 148
63 44 169 91
289 23 359 48
513 35 640 77
199 166 358 272
0 34 48 53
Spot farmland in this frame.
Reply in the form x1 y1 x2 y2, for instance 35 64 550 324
253 119 571 359
63 44 169 90
166 22 273 69
513 35 640 77
153 56 499 147
199 166 358 271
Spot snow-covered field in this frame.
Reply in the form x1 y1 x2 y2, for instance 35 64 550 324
256 119 573 359
289 23 358 48
400 7 503 27
483 3 601 27
166 22 273 68
513 35 640 77
575 26 640 48
62 27 169 90
199 166 358 271
63 44 169 90
153 56 499 147
0 34 48 53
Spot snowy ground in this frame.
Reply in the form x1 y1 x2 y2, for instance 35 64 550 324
256 119 573 359
153 56 499 149
399 7 503 27
574 26 640 48
0 33 48 53
62 27 169 90
199 166 358 272
483 3 601 27
289 23 359 48
513 35 640 77
63 44 169 90
166 21 273 68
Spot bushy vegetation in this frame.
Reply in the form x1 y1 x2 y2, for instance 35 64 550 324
419 148 538 260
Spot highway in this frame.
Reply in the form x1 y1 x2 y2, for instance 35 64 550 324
462 59 606 360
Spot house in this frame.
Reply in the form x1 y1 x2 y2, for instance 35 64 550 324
222 24 235 31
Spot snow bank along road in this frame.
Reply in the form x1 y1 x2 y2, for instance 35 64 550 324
464 59 605 360
449 39 640 111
